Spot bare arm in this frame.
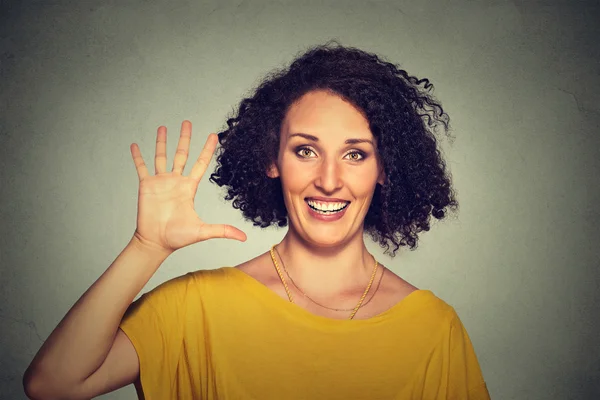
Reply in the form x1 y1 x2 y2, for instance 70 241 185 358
23 121 246 400
23 237 170 400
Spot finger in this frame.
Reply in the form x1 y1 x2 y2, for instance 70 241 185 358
198 224 247 242
189 133 219 181
130 143 149 181
172 120 192 175
155 126 168 174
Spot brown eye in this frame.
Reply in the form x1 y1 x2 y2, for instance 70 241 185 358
345 151 364 161
297 147 316 158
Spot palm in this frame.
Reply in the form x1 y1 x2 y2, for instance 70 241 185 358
136 174 202 249
130 121 246 253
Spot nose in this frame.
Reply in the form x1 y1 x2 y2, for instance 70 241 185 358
314 157 343 194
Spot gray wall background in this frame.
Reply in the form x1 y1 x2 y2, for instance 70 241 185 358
1 1 599 399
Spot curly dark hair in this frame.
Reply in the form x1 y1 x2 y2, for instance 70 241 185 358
210 41 458 256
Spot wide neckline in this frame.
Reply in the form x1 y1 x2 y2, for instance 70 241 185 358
223 266 433 327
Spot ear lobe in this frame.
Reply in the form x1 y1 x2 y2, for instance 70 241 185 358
267 163 280 178
377 169 386 186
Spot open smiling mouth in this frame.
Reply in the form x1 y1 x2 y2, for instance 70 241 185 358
305 199 350 215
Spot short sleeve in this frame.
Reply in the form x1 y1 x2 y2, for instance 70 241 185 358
446 315 490 399
420 311 491 400
119 273 192 399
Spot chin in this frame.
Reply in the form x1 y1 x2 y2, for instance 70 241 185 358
298 228 357 249
307 236 345 248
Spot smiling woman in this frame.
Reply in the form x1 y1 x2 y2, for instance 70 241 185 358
23 42 490 400
266 90 386 248
211 43 458 258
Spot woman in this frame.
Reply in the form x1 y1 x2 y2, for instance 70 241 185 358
23 43 490 399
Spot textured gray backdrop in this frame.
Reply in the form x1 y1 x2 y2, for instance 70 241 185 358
1 1 599 399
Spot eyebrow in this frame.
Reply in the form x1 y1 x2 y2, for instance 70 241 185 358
289 132 374 146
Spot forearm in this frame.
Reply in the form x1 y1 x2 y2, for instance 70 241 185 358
23 235 171 394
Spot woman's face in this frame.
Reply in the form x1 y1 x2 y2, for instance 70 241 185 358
268 90 385 248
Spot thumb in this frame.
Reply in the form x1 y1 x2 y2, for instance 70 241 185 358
198 223 247 242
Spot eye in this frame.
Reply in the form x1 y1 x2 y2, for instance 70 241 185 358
296 147 316 158
344 151 365 161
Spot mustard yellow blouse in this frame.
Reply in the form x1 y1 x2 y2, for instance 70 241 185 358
119 267 490 399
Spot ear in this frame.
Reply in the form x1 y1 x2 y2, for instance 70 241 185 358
377 168 386 186
267 163 280 178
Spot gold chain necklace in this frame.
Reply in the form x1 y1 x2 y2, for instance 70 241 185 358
269 245 379 320
274 246 381 311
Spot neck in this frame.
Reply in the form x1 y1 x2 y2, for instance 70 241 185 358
275 228 376 297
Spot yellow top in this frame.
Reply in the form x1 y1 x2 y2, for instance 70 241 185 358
119 267 490 399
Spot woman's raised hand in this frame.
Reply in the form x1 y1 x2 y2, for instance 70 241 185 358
130 121 247 253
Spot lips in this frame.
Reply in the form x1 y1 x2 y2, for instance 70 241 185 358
304 198 351 222
306 200 349 213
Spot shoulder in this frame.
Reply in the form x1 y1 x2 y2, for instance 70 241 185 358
379 266 419 303
381 269 458 330
382 267 454 312
148 252 271 292
233 251 281 287
142 267 234 302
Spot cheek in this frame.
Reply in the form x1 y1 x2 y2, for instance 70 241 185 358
279 161 312 193
346 168 380 194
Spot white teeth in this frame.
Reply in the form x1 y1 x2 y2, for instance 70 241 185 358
306 200 349 213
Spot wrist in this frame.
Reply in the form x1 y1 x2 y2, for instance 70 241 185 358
129 233 174 260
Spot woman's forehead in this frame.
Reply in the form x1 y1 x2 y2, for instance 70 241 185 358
281 91 372 138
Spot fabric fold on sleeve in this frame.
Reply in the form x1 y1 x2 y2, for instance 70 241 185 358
419 309 491 400
119 273 192 399
447 314 490 399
